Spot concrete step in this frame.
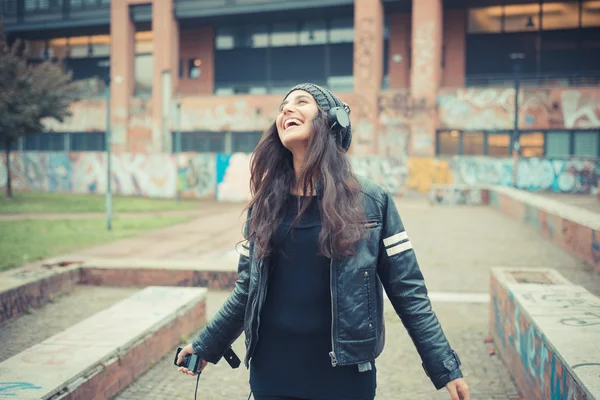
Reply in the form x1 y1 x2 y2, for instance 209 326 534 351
0 286 207 400
490 267 600 400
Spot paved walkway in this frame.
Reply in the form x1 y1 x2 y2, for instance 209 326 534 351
106 197 600 399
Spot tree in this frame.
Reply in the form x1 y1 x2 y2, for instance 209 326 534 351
0 34 81 198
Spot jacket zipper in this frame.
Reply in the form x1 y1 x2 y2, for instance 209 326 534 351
244 259 261 366
329 256 338 367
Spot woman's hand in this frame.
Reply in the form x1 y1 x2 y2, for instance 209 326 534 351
176 343 208 376
445 378 470 400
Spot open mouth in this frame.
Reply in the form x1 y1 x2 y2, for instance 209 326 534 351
284 118 303 131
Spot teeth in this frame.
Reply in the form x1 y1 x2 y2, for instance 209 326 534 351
285 119 302 129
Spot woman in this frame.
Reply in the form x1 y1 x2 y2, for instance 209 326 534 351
177 83 470 400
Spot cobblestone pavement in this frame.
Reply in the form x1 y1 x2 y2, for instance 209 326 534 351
115 292 520 400
116 199 600 400
0 285 139 363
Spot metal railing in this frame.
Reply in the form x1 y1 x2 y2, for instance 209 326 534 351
466 72 600 88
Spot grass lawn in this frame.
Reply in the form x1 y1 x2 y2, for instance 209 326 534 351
0 192 200 214
0 215 189 272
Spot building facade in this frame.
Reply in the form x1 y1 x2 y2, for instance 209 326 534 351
2 0 600 199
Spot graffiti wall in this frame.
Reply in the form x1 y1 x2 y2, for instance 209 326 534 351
491 272 600 399
1 152 599 200
0 152 216 200
437 87 600 131
453 157 600 195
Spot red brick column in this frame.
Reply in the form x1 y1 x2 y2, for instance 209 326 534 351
388 12 411 89
442 9 466 88
109 0 135 151
352 0 384 156
152 0 179 152
410 0 442 156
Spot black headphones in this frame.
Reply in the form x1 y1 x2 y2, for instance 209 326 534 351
328 103 351 131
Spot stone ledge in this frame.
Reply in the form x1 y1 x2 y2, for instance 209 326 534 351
428 184 490 206
0 286 207 399
489 187 600 272
490 267 600 400
0 266 81 326
491 186 600 231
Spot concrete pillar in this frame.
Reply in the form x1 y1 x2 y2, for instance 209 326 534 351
109 0 135 151
389 12 411 89
442 9 466 88
410 0 442 157
352 0 384 156
152 0 179 153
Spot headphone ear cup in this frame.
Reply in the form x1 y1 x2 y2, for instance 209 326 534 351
328 107 350 130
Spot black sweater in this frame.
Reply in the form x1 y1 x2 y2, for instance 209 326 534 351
249 195 376 400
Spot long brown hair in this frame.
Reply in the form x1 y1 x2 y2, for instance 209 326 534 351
245 109 365 260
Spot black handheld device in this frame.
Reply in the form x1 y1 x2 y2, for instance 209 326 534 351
174 347 203 374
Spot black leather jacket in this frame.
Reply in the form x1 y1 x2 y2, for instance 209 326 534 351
192 176 463 390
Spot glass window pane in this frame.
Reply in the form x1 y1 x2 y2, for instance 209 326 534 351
214 48 267 88
330 17 354 43
437 131 460 155
574 131 599 157
504 3 541 32
463 132 484 155
271 22 299 47
270 46 326 88
546 131 571 156
248 25 269 48
329 43 353 90
488 132 511 156
468 7 503 33
582 1 600 27
232 132 263 153
216 27 235 50
299 20 327 45
520 131 545 157
542 2 580 30
135 54 153 96
188 58 201 79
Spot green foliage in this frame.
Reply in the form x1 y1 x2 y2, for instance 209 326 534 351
0 36 82 143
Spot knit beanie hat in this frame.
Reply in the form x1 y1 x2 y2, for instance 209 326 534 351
283 83 352 152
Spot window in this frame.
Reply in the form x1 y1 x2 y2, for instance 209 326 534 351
271 22 299 47
70 132 106 151
215 17 355 94
468 6 503 33
299 20 327 45
519 131 544 157
488 132 511 157
135 54 153 97
574 131 599 157
437 131 460 156
23 133 67 151
232 132 263 153
582 0 600 27
173 132 226 153
188 59 201 79
546 131 571 156
463 132 485 155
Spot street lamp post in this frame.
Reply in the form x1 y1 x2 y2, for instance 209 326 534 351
509 52 525 188
99 60 112 231
175 101 182 203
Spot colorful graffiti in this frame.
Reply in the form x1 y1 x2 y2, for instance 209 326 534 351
216 153 252 202
491 275 599 400
0 152 215 200
429 185 487 206
406 157 453 194
437 87 600 131
452 157 600 194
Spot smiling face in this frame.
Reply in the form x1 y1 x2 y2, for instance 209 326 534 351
276 90 320 153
